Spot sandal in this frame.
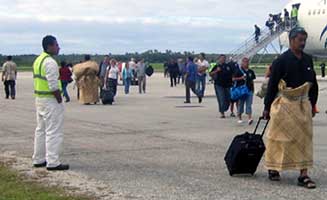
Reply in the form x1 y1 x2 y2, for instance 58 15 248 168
298 176 316 189
268 170 281 181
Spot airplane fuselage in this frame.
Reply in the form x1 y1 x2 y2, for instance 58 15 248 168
282 0 327 57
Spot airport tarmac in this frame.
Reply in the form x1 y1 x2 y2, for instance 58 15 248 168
1 72 327 200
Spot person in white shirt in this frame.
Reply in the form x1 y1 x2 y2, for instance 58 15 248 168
129 58 137 78
196 53 209 103
104 59 121 100
32 35 69 171
1 56 17 99
136 59 147 94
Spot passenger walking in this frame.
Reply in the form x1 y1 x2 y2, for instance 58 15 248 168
320 62 325 78
266 14 275 35
136 59 147 94
257 65 272 99
228 60 240 117
210 55 233 118
104 59 121 99
263 27 318 189
168 59 179 87
163 62 169 78
74 55 101 105
184 57 201 104
284 8 290 28
99 55 110 96
59 61 72 102
254 25 261 43
233 58 256 125
177 58 186 84
1 56 17 99
32 35 69 171
122 63 134 94
196 53 209 102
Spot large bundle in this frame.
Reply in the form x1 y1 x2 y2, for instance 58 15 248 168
73 61 99 79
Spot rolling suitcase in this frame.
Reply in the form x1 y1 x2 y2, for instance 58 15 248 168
224 117 269 176
101 89 114 105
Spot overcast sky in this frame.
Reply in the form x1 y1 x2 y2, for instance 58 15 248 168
0 0 289 55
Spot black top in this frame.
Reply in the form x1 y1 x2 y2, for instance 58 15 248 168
234 68 256 92
168 63 179 74
228 61 239 74
255 27 261 35
264 49 318 111
212 63 233 88
284 10 289 17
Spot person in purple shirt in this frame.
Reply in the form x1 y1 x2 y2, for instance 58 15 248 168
184 56 201 104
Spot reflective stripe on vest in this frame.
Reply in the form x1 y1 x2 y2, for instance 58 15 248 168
33 52 62 98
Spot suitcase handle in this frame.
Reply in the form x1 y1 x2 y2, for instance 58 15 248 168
253 117 269 138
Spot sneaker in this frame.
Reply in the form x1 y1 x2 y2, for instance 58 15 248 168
47 164 70 171
248 119 254 125
238 120 243 124
230 113 236 117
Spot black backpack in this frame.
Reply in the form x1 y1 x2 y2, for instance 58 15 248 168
146 65 154 77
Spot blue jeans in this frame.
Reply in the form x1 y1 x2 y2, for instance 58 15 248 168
214 84 230 113
61 80 70 101
124 78 131 94
196 75 206 98
238 92 253 115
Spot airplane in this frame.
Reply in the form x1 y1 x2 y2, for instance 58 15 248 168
280 0 327 57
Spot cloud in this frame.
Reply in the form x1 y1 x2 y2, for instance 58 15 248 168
0 0 289 54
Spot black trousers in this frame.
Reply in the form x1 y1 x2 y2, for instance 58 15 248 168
170 72 177 87
107 78 118 97
321 67 325 78
185 80 198 102
4 80 16 98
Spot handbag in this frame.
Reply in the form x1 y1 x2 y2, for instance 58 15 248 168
230 68 250 101
231 84 250 101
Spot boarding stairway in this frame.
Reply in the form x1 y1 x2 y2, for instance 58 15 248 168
229 21 297 63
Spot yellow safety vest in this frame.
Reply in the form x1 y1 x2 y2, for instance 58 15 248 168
291 8 298 17
33 52 62 98
209 62 216 72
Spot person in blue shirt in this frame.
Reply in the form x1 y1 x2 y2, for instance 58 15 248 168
185 56 201 104
122 63 134 94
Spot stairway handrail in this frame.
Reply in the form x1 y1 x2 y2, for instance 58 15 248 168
229 20 297 61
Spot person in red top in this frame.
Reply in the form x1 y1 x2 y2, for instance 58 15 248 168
59 61 72 102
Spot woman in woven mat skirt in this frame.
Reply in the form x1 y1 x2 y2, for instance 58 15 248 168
263 27 318 189
73 60 101 105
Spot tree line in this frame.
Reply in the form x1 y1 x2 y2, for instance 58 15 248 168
0 50 325 67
